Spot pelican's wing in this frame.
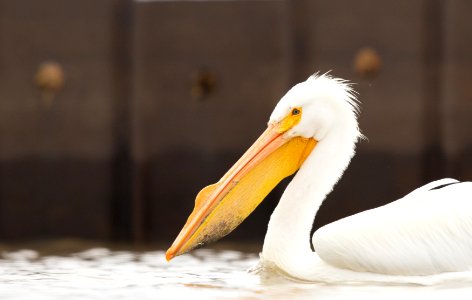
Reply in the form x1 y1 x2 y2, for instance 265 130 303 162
407 178 459 196
312 179 472 276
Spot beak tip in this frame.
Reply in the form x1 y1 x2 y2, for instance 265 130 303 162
165 248 176 261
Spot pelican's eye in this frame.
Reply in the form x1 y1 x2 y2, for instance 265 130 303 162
277 107 302 133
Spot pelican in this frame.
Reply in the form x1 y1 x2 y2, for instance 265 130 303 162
166 74 472 284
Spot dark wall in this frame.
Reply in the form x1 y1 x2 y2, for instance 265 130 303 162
0 0 471 243
0 0 121 239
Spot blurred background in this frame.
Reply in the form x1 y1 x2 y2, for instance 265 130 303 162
0 0 471 247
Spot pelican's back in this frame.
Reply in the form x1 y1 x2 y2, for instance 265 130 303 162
313 180 472 276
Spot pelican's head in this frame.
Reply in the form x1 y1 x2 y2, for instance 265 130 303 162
166 74 362 260
269 73 361 142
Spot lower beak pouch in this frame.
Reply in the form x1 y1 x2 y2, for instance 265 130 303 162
166 124 317 260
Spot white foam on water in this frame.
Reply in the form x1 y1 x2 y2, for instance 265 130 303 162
0 248 471 300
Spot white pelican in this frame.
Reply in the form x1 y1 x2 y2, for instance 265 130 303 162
166 74 472 284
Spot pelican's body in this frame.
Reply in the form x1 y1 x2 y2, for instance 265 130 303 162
262 175 472 284
167 74 472 285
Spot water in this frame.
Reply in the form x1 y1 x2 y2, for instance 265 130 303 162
1 245 471 299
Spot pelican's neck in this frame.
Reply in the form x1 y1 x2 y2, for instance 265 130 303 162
262 126 358 269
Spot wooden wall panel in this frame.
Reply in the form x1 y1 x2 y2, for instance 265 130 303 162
441 0 472 180
0 0 116 159
131 0 291 242
0 0 123 239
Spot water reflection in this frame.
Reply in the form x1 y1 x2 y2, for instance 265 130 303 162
0 247 471 299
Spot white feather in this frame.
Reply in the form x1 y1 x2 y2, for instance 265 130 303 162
258 75 472 284
314 181 472 276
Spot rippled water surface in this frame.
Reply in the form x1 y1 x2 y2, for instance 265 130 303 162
1 245 471 300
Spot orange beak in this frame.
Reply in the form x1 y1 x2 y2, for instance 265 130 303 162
166 121 317 261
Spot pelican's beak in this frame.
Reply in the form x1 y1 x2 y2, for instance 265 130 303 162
166 120 317 261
